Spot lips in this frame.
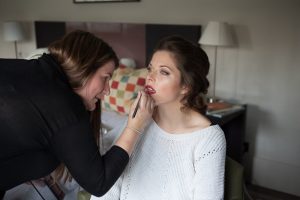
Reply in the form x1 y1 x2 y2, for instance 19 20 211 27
144 85 156 95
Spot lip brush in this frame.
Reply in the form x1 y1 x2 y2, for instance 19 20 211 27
132 93 142 118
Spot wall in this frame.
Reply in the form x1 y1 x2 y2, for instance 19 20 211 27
1 0 300 196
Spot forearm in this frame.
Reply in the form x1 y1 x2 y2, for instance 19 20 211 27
114 90 154 155
51 119 129 197
114 127 141 156
92 174 123 200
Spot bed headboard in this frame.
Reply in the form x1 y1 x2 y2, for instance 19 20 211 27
145 24 201 64
35 21 201 67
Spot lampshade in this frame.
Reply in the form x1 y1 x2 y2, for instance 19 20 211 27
3 21 25 42
119 57 136 68
199 21 233 46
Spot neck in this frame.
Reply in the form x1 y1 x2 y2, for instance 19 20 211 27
155 106 187 128
154 102 210 134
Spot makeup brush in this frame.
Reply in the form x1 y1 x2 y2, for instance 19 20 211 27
132 93 142 118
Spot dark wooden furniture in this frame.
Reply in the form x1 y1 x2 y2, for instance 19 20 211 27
206 105 247 163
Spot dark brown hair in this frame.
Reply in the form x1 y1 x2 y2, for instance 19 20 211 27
48 30 119 183
153 35 210 114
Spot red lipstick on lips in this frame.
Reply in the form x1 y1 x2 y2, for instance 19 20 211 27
144 85 156 95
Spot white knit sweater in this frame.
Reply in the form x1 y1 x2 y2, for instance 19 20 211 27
92 120 226 200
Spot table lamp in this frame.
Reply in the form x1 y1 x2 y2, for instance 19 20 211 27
3 21 25 58
199 21 234 101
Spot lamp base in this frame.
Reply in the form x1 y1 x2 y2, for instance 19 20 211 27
207 96 220 103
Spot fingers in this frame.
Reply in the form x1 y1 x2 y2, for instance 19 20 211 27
130 91 141 116
139 90 153 113
130 90 154 117
144 93 154 113
139 90 146 109
127 90 154 131
149 97 155 112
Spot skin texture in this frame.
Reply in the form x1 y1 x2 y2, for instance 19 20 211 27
146 50 188 107
146 50 211 134
75 60 155 155
75 61 115 111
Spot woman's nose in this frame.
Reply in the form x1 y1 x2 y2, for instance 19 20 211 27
103 81 110 96
147 71 155 82
104 82 110 95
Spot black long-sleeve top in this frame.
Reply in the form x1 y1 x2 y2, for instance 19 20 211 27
0 54 129 196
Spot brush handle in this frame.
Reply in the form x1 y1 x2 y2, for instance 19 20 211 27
132 94 142 118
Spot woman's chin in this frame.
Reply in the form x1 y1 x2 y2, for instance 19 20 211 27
88 107 95 111
86 103 96 111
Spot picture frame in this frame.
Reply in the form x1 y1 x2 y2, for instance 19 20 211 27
73 0 140 3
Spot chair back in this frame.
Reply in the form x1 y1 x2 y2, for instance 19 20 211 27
224 156 244 200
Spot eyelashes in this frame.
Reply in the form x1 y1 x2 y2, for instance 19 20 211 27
147 66 170 76
102 76 111 84
160 70 170 75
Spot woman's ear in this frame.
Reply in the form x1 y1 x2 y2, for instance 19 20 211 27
180 85 189 95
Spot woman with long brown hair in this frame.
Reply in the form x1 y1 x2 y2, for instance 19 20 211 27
93 35 226 200
0 30 154 199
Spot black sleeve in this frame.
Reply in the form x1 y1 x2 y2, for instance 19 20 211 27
50 118 129 197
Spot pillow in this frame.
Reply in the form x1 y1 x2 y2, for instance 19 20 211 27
26 48 48 59
102 67 148 115
119 58 136 68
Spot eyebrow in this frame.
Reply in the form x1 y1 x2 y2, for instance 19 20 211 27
160 65 174 71
149 63 172 69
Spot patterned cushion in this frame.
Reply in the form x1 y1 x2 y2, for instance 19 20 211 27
102 67 148 115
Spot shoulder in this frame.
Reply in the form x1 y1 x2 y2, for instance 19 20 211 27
194 125 226 159
45 89 87 121
196 125 225 145
0 58 39 82
28 73 87 131
204 125 225 143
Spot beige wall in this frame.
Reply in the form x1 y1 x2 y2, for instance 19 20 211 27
1 0 300 196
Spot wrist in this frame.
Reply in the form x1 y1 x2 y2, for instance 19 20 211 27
126 126 143 135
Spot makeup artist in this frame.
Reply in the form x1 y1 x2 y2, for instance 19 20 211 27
0 30 154 199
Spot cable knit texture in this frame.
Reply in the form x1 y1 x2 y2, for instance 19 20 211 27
92 120 226 200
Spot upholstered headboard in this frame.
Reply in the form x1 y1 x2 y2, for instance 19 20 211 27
145 24 201 64
34 21 201 67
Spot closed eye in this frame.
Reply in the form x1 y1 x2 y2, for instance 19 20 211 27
160 70 170 75
103 75 111 83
